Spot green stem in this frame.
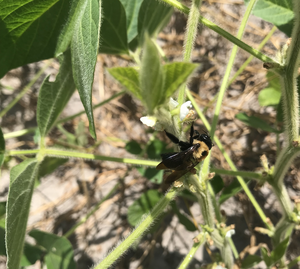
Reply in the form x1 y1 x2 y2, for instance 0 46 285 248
211 168 262 180
178 234 205 269
159 0 276 64
208 182 222 223
64 182 120 238
7 148 159 167
280 1 300 145
95 187 178 269
210 0 257 138
228 237 239 259
186 90 272 231
178 0 202 108
3 91 125 140
273 146 300 187
0 60 53 118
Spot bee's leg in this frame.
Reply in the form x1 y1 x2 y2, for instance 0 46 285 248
165 131 180 144
189 123 194 144
165 131 190 150
193 130 200 140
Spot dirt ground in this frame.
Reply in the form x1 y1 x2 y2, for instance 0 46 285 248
1 0 300 268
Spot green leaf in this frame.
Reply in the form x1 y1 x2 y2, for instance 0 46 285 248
37 50 75 137
0 0 72 78
0 127 5 169
55 0 87 56
20 243 44 267
108 67 142 99
71 0 101 140
127 189 163 226
38 157 68 179
119 0 144 42
219 178 250 204
5 159 39 269
258 87 281 107
29 229 76 269
171 203 197 232
146 139 168 159
244 0 294 26
138 0 173 44
261 247 272 267
126 140 143 155
140 35 164 113
210 174 224 195
270 237 289 263
137 167 164 184
163 62 198 99
241 255 262 269
100 0 128 54
235 113 279 133
259 72 281 107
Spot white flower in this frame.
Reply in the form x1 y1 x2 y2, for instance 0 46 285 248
140 116 157 127
225 229 235 238
216 266 227 269
180 101 193 121
169 97 179 110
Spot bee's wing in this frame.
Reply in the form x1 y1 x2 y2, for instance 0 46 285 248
156 146 195 171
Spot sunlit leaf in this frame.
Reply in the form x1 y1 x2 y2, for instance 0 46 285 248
5 159 39 269
0 0 71 78
140 35 164 113
108 67 142 99
71 0 101 139
244 0 293 36
163 62 198 99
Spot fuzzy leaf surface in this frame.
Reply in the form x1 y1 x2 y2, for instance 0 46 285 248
163 62 198 99
55 0 86 56
108 67 141 99
71 0 101 139
29 229 76 269
37 50 75 137
5 159 39 269
119 0 143 42
140 35 164 113
0 0 71 78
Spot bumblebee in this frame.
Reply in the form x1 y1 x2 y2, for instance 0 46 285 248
156 124 213 183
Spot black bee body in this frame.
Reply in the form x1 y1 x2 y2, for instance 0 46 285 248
156 124 212 183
